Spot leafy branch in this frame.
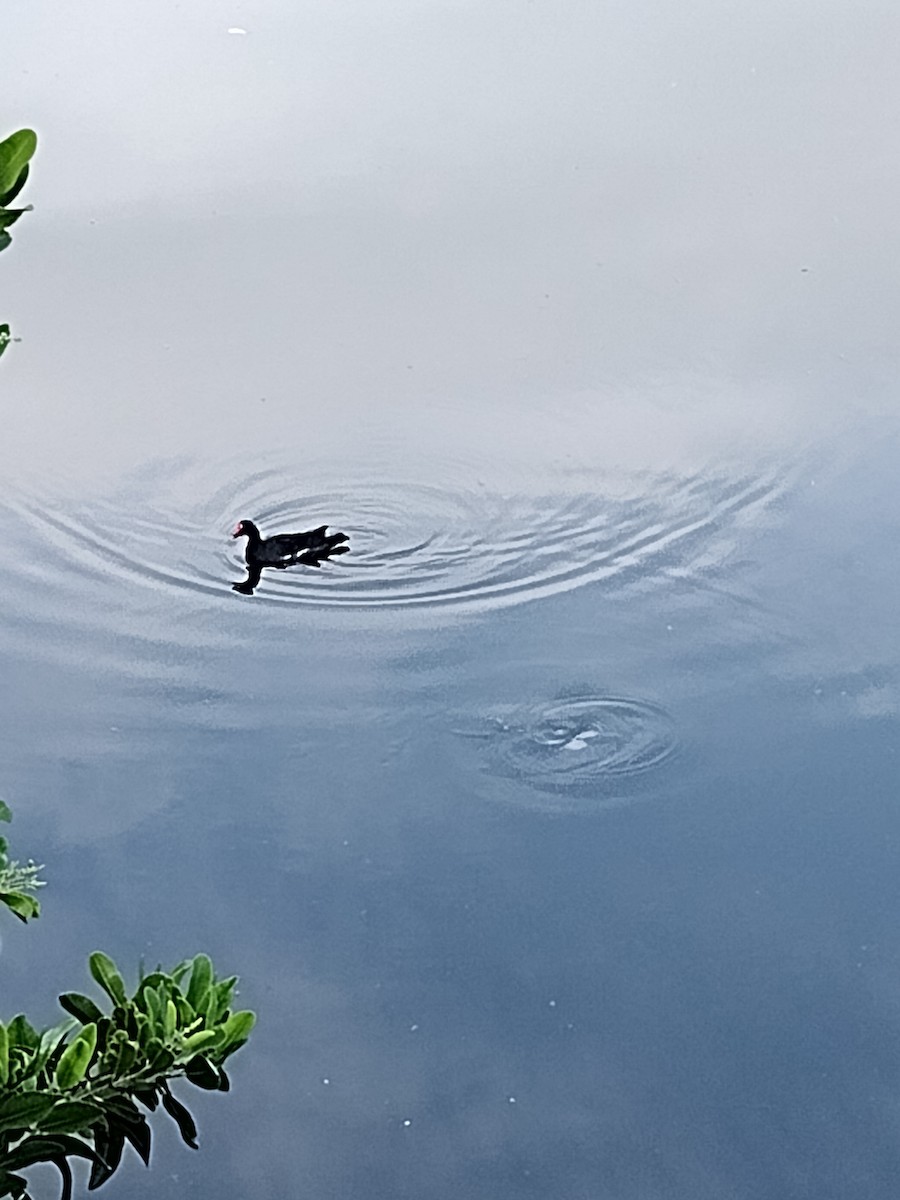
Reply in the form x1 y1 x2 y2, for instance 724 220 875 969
0 952 256 1199
0 126 38 358
0 803 44 924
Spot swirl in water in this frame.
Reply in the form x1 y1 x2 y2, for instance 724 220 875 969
452 695 678 812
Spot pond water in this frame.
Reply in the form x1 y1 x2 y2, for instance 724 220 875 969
4 2 900 1197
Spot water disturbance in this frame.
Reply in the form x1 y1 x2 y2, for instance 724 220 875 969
1 458 791 623
450 694 679 813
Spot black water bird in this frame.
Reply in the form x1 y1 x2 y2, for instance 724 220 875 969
230 519 349 594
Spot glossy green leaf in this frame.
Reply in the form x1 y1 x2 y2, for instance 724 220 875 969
0 1170 29 1199
185 955 213 1013
3 1135 68 1172
89 951 127 1006
31 1020 76 1079
184 1054 220 1090
7 1014 40 1049
58 992 104 1026
170 959 192 986
123 1113 152 1165
0 891 40 922
161 1089 198 1149
132 1086 159 1111
0 129 37 200
110 1034 139 1079
218 1010 256 1054
40 1099 103 1134
102 1094 144 1129
0 800 11 823
0 160 29 206
181 1029 219 1055
0 1092 55 1132
89 1125 125 1189
212 977 238 1023
54 1023 97 1089
137 982 162 1031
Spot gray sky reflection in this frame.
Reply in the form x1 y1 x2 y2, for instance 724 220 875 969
4 0 900 483
5 4 900 1199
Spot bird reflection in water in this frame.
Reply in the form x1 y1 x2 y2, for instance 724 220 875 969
230 518 350 595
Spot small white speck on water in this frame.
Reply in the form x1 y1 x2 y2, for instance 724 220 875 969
548 1000 557 1007
666 624 673 631
508 1096 517 1104
227 27 248 35
402 1119 412 1127
322 1078 330 1086
409 1024 419 1032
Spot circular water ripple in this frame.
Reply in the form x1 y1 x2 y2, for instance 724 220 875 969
2 458 789 616
452 695 678 810
216 465 787 610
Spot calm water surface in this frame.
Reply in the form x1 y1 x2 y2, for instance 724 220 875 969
4 2 900 1197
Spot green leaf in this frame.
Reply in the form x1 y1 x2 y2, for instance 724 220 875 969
26 1020 76 1082
3 1131 99 1172
136 982 163 1033
170 959 192 986
7 1014 40 1049
0 1021 8 1086
161 1089 198 1149
144 1037 175 1074
0 891 41 922
0 230 11 254
185 954 213 1014
181 1029 219 1055
0 1092 55 1132
89 1125 125 1189
0 800 11 823
164 998 177 1039
211 977 238 1023
132 1087 159 1111
54 1022 97 1089
40 1099 103 1134
113 1035 140 1079
123 1113 152 1165
184 1054 220 1090
0 130 37 200
0 160 29 206
217 1010 256 1055
0 1171 29 1200
0 325 10 358
89 951 127 1006
103 1094 144 1128
58 992 105 1026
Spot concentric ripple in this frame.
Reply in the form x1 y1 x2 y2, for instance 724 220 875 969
1 456 791 618
216 465 788 611
451 694 678 811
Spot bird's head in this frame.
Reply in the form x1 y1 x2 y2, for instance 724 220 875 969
231 519 259 540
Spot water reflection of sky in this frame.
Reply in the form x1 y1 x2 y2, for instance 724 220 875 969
4 2 900 1197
